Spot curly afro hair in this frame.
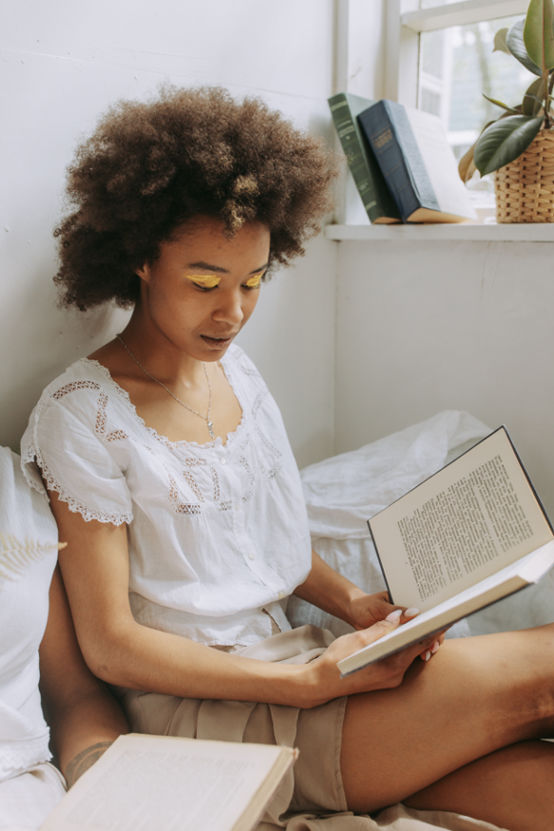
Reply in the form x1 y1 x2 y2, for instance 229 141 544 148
54 86 336 310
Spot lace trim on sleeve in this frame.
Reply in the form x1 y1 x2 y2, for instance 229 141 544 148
20 381 133 527
33 447 132 526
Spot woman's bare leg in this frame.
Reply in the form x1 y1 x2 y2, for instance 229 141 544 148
406 740 554 831
340 624 554 823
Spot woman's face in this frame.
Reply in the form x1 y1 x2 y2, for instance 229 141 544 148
137 216 270 362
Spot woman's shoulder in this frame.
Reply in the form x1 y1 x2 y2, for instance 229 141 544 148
21 358 134 522
21 357 122 469
29 357 124 423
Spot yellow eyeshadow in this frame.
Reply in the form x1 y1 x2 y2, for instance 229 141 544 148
185 274 222 289
244 272 263 289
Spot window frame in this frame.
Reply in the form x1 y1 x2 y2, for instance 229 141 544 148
384 0 529 106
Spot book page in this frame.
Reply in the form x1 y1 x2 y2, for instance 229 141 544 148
370 428 553 611
405 107 476 219
41 734 294 831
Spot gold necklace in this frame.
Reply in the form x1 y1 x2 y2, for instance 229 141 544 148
116 334 215 440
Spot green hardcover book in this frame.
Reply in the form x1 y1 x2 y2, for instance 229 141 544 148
328 92 401 224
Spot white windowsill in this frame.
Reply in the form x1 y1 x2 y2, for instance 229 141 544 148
325 223 554 242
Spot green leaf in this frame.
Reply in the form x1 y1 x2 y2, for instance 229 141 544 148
482 93 519 113
524 0 554 71
507 20 543 75
474 115 544 175
522 77 546 114
493 27 511 53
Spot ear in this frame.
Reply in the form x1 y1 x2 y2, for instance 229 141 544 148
136 263 151 282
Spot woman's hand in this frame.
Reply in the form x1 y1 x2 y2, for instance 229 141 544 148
346 590 417 630
300 611 442 708
346 592 445 663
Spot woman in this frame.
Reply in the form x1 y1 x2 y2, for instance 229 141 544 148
0 447 127 830
21 87 554 830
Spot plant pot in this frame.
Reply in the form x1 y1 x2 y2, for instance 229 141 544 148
494 129 554 223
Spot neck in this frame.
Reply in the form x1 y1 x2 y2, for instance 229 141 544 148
121 314 204 388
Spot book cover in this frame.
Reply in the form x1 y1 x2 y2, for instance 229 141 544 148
357 99 477 224
337 427 554 675
328 92 401 224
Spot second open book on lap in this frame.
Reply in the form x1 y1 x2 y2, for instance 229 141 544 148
337 427 554 676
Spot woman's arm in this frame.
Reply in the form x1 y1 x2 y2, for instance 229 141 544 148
38 566 129 786
50 491 438 710
293 550 407 629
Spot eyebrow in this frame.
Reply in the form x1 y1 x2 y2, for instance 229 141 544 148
187 261 269 275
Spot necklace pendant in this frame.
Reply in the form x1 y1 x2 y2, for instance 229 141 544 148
207 419 215 440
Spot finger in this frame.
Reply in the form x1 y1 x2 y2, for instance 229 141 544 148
357 607 405 643
419 638 441 662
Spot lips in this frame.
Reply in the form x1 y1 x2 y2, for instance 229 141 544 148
200 334 236 346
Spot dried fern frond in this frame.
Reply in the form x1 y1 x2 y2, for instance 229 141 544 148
0 533 66 582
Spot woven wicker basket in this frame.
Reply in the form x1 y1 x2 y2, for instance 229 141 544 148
495 129 554 223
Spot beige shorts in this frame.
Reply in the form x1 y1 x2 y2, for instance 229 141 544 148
121 625 348 821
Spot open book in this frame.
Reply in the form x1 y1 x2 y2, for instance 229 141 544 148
338 427 554 676
41 733 297 831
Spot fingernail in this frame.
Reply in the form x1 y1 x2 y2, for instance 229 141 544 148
431 640 440 654
385 609 403 623
404 607 420 618
422 650 432 662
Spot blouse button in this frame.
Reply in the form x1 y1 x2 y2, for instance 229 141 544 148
248 552 255 561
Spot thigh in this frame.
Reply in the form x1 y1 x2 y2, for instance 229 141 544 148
341 628 554 812
406 740 554 831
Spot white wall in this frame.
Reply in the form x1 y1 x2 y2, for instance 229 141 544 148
0 0 337 468
335 237 554 517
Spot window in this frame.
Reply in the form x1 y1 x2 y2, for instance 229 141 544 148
387 0 529 214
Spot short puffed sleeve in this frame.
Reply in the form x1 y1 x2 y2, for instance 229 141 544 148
21 373 133 526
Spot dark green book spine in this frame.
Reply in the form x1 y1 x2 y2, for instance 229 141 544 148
328 92 401 224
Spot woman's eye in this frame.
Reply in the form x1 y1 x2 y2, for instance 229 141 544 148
185 274 221 290
243 272 264 290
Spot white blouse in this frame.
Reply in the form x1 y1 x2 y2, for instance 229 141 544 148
21 344 312 648
0 447 57 781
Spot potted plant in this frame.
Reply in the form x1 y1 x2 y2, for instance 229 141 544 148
459 0 554 222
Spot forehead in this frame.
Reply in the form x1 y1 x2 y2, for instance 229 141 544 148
165 216 270 266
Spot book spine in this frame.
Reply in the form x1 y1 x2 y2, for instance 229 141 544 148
328 94 399 224
358 101 436 222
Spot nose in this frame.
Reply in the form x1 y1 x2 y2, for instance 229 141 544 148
212 287 244 327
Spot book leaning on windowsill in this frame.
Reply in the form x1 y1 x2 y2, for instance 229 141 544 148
357 99 477 224
338 427 554 676
327 92 401 224
40 733 297 831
